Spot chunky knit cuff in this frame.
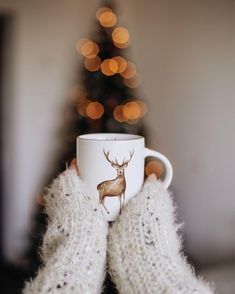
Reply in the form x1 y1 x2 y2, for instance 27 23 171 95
108 179 214 294
23 168 108 294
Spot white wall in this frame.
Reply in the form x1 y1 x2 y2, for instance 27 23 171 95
1 0 234 263
128 0 235 263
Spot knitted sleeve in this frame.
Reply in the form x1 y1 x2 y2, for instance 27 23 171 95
108 178 214 294
23 168 108 294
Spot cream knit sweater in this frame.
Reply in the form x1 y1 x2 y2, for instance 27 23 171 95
108 178 213 294
23 168 108 294
23 168 213 294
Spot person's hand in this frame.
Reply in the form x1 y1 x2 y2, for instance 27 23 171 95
36 158 79 206
108 176 213 294
66 158 79 173
24 158 108 294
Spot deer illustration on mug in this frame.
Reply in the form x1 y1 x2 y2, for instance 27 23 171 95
97 149 134 214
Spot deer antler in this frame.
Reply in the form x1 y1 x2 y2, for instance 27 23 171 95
103 149 119 167
103 149 134 167
122 149 134 166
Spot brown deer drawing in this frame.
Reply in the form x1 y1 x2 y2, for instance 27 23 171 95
97 149 134 214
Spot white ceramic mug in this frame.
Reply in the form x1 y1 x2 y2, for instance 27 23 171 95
77 133 173 221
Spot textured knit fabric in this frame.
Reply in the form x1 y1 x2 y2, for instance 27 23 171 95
23 168 108 294
108 178 214 294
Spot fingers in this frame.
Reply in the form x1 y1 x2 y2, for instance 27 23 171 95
36 158 79 206
69 158 79 174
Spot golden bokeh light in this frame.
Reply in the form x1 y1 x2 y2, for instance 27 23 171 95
113 40 130 49
136 100 147 117
69 85 87 104
76 39 99 59
86 101 104 120
113 105 127 122
123 74 141 88
112 27 130 45
84 56 101 72
145 160 164 178
101 58 118 76
77 99 90 117
96 7 112 20
109 59 118 73
126 118 140 125
112 56 127 73
123 101 141 120
98 11 117 27
120 62 136 79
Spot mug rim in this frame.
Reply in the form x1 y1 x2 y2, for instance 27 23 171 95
78 133 144 142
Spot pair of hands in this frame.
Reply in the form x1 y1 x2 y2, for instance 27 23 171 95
28 159 213 294
36 158 157 206
36 159 78 206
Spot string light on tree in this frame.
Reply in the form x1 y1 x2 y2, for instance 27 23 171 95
112 27 130 48
113 105 127 122
123 73 141 88
76 99 91 117
136 100 147 117
113 40 130 49
123 101 141 120
98 10 117 27
127 118 140 125
96 7 112 20
120 61 136 79
84 56 101 72
112 56 127 73
101 58 118 76
76 39 99 59
86 101 104 119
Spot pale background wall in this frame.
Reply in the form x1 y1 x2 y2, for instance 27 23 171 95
0 0 234 266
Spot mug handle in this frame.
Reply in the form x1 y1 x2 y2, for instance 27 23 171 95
144 147 173 189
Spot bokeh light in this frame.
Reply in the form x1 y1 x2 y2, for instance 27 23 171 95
113 105 127 122
86 101 104 119
126 118 140 125
98 10 117 28
135 100 148 117
120 61 136 79
96 7 112 19
101 58 118 76
77 99 91 117
123 101 141 120
112 56 127 73
136 100 147 117
76 39 99 58
123 74 141 88
113 40 130 49
112 27 130 45
84 56 101 72
145 160 164 178
69 85 87 104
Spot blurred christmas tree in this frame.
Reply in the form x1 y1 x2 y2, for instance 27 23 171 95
57 0 147 170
